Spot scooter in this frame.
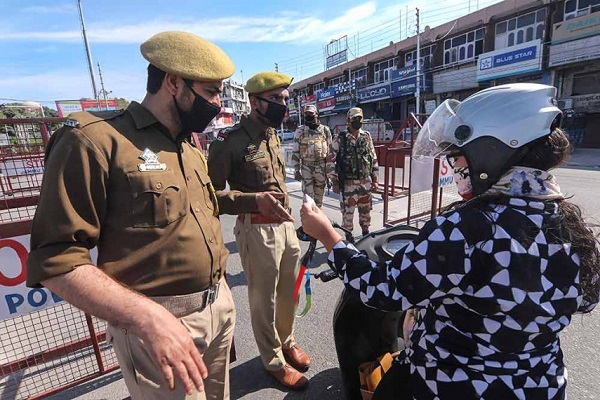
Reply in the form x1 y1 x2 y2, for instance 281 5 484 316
296 222 419 400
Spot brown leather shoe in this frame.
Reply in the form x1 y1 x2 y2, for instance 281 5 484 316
267 364 309 390
282 344 311 371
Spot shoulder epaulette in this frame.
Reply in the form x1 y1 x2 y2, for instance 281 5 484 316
64 109 125 130
88 109 124 120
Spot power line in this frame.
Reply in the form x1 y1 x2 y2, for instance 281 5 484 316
278 0 507 80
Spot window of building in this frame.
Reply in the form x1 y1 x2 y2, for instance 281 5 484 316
298 88 309 98
565 0 600 20
444 28 485 65
405 45 436 69
329 75 345 87
350 67 368 84
374 57 399 83
572 71 600 95
313 82 325 95
495 9 546 49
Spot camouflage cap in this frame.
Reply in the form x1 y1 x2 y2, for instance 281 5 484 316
347 107 363 120
304 104 317 114
246 72 293 95
140 31 234 81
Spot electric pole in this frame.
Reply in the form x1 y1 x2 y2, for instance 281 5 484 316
415 7 421 116
97 62 110 110
77 0 100 109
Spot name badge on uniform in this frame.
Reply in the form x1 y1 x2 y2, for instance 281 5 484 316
244 143 266 162
138 148 167 172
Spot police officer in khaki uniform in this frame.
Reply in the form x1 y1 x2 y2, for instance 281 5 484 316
327 107 379 236
27 31 236 400
291 104 332 207
208 72 310 391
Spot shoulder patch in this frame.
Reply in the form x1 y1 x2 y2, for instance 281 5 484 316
63 119 80 128
216 125 240 142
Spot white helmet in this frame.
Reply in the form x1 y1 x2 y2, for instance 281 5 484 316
413 83 562 195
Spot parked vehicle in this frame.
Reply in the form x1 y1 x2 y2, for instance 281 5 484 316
277 129 295 142
296 221 419 400
362 119 395 141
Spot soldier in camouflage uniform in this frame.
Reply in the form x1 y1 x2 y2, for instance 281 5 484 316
326 107 379 235
291 104 332 207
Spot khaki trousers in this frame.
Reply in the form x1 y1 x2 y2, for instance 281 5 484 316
107 280 236 400
234 217 301 371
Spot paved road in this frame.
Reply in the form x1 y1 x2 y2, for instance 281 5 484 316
48 152 600 400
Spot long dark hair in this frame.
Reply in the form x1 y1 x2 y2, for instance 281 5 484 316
452 128 600 312
518 129 600 312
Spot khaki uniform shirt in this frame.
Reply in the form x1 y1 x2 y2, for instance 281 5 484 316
27 102 228 296
208 115 289 214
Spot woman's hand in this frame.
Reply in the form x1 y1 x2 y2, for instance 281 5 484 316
300 203 343 251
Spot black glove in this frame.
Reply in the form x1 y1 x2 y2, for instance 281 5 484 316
294 170 302 181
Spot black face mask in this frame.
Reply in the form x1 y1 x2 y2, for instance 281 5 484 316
350 120 362 130
255 96 287 127
305 114 319 129
173 80 221 141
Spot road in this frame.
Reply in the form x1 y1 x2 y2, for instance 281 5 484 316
47 160 600 400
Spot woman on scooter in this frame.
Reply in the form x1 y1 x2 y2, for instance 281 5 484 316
300 83 600 400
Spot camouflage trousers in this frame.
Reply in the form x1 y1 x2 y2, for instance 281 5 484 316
300 161 327 207
340 178 373 233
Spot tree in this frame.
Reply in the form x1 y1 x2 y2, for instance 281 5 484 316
116 98 130 110
43 106 59 117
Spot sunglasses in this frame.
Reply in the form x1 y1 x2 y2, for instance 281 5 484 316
445 153 461 168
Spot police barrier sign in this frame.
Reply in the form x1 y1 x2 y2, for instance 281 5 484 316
0 235 63 320
0 235 98 320
410 157 454 194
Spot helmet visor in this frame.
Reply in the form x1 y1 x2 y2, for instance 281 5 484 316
412 99 462 160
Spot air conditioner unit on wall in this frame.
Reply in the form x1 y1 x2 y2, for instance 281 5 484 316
557 98 573 109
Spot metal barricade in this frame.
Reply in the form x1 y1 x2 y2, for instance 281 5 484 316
380 128 460 228
0 117 120 399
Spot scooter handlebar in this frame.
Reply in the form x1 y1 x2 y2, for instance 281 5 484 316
313 269 338 282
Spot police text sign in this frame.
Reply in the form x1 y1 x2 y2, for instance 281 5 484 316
0 235 98 320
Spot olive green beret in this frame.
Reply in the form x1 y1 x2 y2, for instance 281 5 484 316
140 31 234 81
246 72 293 94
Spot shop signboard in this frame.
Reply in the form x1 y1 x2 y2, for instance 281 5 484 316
55 99 119 117
357 82 391 103
552 10 600 44
549 35 600 66
433 65 478 93
477 40 542 81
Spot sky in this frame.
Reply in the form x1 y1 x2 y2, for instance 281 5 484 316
0 0 503 109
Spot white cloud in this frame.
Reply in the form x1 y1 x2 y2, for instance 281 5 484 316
0 2 379 45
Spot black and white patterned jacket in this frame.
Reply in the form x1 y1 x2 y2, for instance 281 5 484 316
328 197 597 399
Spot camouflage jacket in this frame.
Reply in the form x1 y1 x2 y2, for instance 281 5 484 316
290 124 332 171
326 129 378 183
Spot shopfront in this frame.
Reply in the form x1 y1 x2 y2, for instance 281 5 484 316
389 65 432 120
550 10 600 148
357 81 391 121
317 87 350 130
433 64 480 102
